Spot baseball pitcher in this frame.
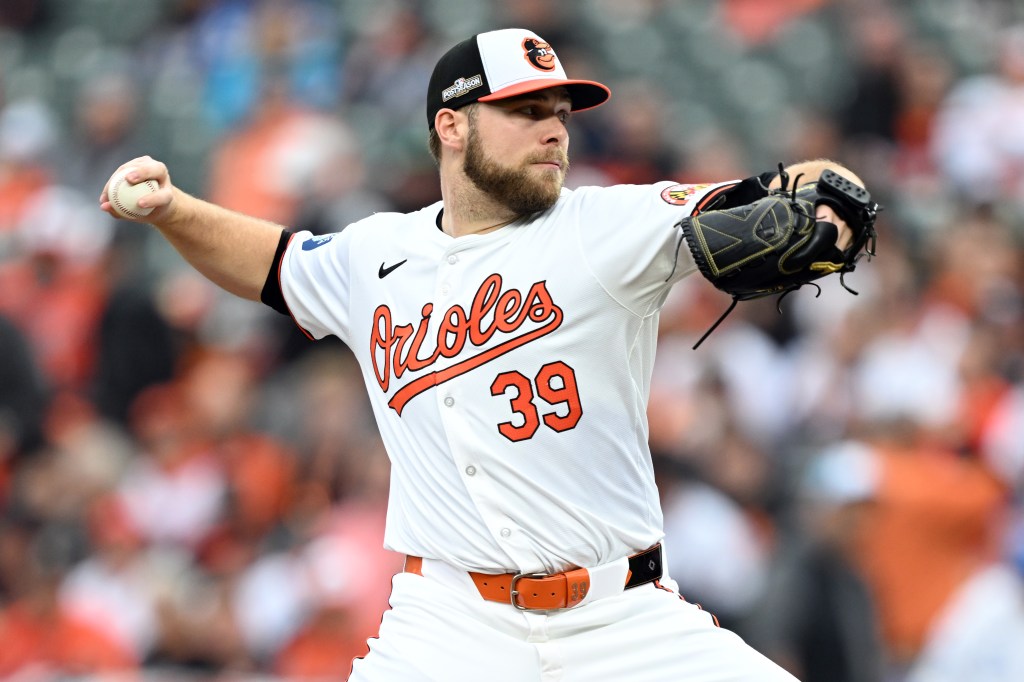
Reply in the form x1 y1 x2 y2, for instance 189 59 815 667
101 28 877 682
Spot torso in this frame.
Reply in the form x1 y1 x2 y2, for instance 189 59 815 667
280 181 732 572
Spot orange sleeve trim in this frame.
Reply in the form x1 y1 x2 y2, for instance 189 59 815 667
277 232 315 341
692 182 740 216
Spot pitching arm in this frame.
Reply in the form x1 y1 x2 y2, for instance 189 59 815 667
99 156 282 301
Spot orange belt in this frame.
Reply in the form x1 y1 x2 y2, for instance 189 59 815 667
404 544 663 611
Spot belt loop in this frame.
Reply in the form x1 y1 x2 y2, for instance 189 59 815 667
574 555 629 608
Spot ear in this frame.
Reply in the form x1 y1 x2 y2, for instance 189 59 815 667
435 108 468 155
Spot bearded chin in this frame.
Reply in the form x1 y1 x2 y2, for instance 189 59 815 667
463 129 565 216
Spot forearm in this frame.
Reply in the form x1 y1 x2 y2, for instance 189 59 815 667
100 157 283 301
154 189 282 301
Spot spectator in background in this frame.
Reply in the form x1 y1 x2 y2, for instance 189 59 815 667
118 347 305 670
668 127 751 187
272 499 400 678
0 313 46 464
91 281 179 426
116 381 227 552
837 7 905 150
0 390 137 673
748 442 885 682
850 423 1006 671
238 349 398 671
0 524 137 675
891 43 952 177
342 3 435 130
980 383 1024 498
0 186 112 393
900 315 1024 682
832 2 929 219
904 534 1024 682
891 347 1024 682
722 0 827 46
258 348 384 507
0 99 58 242
339 3 441 212
659 459 772 634
182 349 297 550
59 65 146 201
0 0 49 33
192 0 341 132
932 24 1024 211
591 78 680 185
57 495 161 664
287 116 393 236
206 75 331 227
886 40 956 238
204 70 393 279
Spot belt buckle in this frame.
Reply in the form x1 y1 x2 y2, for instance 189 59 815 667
509 572 546 611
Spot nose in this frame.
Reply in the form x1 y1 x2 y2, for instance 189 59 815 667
542 117 568 147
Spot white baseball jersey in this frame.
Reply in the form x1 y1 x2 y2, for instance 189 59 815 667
278 180 733 575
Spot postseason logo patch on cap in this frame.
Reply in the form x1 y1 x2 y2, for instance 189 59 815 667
442 74 483 102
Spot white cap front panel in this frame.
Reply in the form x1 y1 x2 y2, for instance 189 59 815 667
477 28 568 92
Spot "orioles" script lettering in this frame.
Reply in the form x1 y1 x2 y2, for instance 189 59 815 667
370 273 563 415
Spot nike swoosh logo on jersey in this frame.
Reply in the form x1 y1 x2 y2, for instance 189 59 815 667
378 259 408 279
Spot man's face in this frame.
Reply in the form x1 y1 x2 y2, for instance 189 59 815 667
462 89 571 215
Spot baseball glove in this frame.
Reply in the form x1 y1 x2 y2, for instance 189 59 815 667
679 167 879 347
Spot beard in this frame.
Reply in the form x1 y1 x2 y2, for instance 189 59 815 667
463 123 569 216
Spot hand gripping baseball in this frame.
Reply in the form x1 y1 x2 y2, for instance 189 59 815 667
680 166 879 347
99 156 175 222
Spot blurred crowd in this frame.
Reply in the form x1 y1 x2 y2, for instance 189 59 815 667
1 0 1024 680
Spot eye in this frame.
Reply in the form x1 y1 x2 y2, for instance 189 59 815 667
557 111 571 124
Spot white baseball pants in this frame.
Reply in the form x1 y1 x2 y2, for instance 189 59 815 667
348 557 799 681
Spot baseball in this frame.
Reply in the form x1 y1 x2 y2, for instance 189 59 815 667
107 169 158 219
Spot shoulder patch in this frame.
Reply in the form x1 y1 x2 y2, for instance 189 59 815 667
301 234 335 251
660 184 713 206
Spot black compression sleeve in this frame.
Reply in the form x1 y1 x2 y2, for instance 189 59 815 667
758 170 779 189
692 174 774 215
260 229 293 316
718 173 776 209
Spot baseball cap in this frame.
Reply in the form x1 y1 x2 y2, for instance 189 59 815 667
426 28 611 130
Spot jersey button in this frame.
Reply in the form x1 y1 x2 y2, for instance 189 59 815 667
500 528 511 538
443 396 455 407
465 465 476 476
447 255 458 265
441 284 450 296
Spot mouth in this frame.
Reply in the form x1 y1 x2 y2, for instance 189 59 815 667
532 159 564 171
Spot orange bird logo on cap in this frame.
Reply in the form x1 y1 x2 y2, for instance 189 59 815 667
522 37 557 72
